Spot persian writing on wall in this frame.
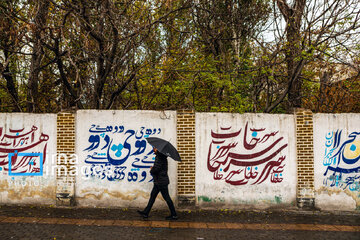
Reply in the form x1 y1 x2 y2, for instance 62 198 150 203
83 124 161 182
0 126 49 176
323 130 360 192
207 122 288 186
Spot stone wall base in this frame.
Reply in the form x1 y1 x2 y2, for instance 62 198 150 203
178 195 196 207
297 198 315 209
56 193 75 206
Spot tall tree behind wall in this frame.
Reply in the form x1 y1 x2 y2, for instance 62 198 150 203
1 0 358 113
0 0 22 112
0 0 195 111
125 0 195 110
251 0 360 113
44 0 194 110
189 0 270 112
127 0 270 112
27 0 49 112
1 0 62 112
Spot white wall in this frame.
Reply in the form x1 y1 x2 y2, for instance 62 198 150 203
75 110 177 208
0 113 57 205
196 113 297 208
314 114 360 211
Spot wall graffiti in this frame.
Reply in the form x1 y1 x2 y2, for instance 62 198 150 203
83 124 161 182
0 126 49 176
207 122 288 185
323 130 360 191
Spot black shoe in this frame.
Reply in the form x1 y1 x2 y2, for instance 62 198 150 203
165 215 178 220
137 210 149 218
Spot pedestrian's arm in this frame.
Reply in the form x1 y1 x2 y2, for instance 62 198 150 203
150 158 162 175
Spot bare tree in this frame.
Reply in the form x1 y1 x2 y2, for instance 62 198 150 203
254 0 360 113
192 0 270 69
27 0 50 112
48 0 192 109
0 1 22 112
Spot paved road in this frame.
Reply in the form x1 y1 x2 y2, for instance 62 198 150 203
0 206 359 240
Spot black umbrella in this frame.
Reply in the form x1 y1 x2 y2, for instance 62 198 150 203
145 137 181 161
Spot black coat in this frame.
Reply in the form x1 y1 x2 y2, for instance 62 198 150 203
150 151 170 185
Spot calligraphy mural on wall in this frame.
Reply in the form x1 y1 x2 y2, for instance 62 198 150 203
0 126 49 176
83 124 161 182
323 130 360 192
207 122 288 186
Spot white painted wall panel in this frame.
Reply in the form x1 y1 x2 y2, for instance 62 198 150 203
0 113 57 205
196 113 297 208
75 110 177 208
314 114 360 211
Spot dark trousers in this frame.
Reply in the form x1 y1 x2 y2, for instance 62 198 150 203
144 184 177 216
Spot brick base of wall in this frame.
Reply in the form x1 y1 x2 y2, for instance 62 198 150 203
297 198 315 209
178 195 196 207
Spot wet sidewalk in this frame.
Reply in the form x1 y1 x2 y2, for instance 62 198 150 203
1 205 359 239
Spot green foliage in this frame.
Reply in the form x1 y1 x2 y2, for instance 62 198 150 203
1 0 359 113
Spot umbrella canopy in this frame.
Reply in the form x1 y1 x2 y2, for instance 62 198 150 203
146 137 181 161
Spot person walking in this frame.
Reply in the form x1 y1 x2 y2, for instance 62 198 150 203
137 147 178 220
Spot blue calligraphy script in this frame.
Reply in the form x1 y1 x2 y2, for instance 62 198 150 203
323 130 360 191
83 125 161 182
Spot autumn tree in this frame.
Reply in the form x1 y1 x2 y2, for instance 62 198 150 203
120 0 271 112
189 0 270 112
1 0 359 113
1 0 194 111
0 0 28 112
252 0 360 113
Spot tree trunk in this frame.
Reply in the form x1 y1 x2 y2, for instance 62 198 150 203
27 0 49 112
276 0 306 109
2 50 20 112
